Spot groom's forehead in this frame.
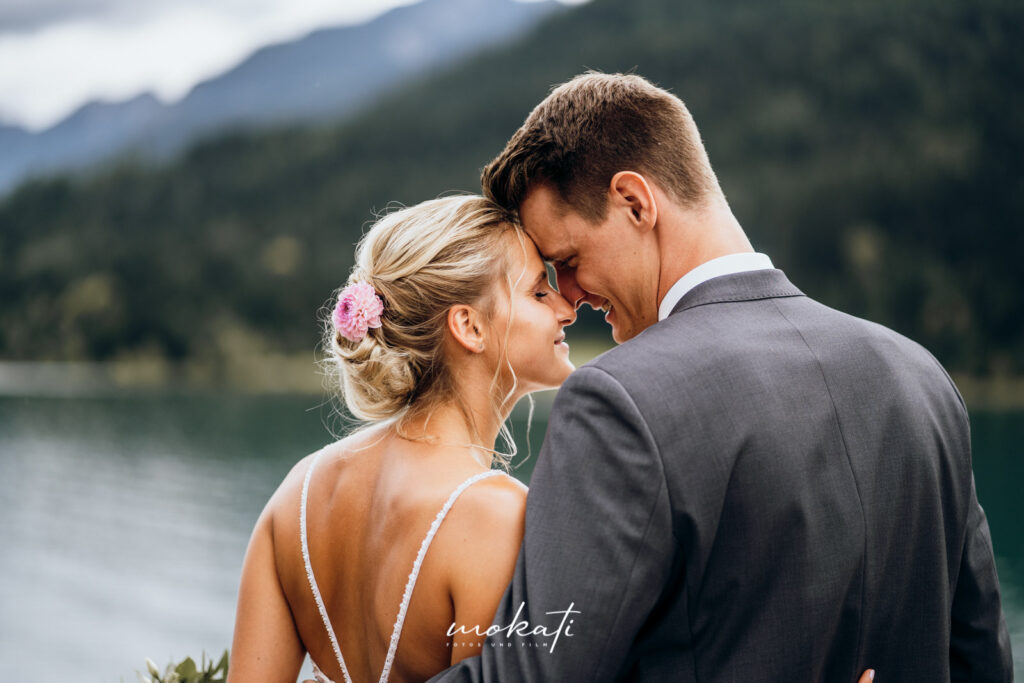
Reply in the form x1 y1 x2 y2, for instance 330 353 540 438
522 223 569 263
520 187 577 256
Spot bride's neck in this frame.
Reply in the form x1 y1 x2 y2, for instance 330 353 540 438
399 393 512 467
395 347 525 465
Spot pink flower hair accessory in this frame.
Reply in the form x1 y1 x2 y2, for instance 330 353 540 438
333 281 384 342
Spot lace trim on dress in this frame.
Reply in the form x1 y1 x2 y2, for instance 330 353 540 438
378 469 502 682
301 447 354 683
300 446 505 683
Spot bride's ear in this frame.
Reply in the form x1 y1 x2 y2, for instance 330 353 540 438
447 304 487 354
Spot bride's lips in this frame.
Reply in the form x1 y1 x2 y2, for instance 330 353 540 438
555 333 568 349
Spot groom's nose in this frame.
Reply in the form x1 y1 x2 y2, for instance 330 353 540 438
555 267 591 310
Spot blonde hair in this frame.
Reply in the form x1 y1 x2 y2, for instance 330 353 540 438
321 195 524 463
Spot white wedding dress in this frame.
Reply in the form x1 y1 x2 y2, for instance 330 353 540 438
300 447 520 683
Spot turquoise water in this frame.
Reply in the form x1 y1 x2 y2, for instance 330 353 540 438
0 395 1018 680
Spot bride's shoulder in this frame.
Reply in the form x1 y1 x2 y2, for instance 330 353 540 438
458 471 527 512
262 437 362 517
281 430 381 485
433 472 527 603
436 472 527 550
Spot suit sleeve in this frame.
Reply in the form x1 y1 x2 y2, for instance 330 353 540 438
429 365 675 682
949 474 1013 682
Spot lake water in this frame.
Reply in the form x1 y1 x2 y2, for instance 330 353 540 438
0 395 1019 680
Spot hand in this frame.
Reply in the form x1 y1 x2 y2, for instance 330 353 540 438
858 669 876 682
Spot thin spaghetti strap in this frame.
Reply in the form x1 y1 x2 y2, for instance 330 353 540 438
301 447 354 683
377 470 507 683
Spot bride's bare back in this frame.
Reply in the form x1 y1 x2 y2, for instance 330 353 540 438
228 196 571 683
229 426 527 683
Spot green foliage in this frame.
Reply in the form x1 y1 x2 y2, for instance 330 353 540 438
136 651 228 683
0 0 1021 375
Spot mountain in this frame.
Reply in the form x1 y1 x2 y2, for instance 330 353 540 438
0 122 30 150
2 94 166 185
0 0 1020 379
0 0 558 194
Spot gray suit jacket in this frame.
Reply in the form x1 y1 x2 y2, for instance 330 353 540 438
431 269 1012 682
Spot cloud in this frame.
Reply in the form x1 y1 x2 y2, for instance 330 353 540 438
0 0 418 130
0 0 157 33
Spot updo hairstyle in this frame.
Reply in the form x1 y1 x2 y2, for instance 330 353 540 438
323 195 520 430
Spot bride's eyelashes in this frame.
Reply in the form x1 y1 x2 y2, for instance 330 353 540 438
533 276 559 301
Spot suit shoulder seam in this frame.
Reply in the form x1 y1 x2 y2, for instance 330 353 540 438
769 297 868 672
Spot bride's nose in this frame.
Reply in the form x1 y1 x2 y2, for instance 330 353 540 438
554 291 577 326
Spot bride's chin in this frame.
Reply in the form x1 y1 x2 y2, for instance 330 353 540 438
519 377 564 397
551 364 575 387
515 360 575 395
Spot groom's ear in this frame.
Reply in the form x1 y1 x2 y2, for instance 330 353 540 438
608 171 658 233
446 304 487 354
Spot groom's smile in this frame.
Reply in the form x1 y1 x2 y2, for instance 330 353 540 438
519 183 658 343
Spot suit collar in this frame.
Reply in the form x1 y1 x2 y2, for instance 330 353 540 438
658 253 775 320
668 268 804 317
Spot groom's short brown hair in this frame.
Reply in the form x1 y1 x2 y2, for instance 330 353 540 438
482 72 720 222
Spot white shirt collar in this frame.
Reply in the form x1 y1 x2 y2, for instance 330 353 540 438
657 252 775 321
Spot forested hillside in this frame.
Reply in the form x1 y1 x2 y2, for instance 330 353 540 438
1 0 1020 377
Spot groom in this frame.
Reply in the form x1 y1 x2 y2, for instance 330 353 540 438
431 73 1012 681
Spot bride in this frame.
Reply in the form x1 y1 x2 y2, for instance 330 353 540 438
228 195 576 682
227 194 877 683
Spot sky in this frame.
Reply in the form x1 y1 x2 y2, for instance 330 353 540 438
0 0 584 132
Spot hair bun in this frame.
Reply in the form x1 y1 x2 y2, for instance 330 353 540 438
322 195 516 424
